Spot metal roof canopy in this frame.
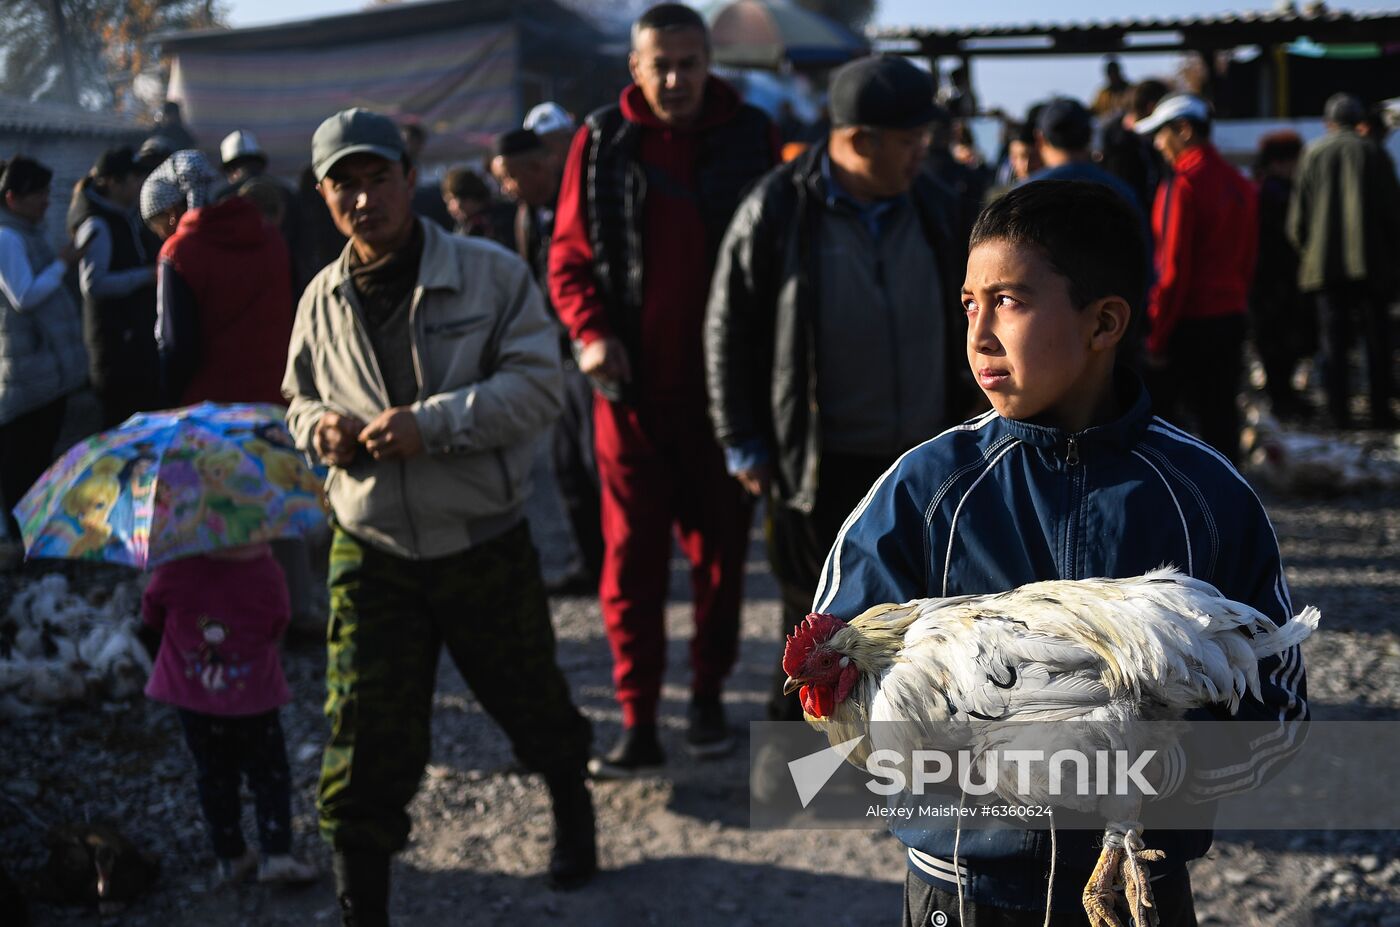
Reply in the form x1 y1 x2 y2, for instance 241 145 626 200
0 96 148 137
153 0 601 54
874 8 1400 58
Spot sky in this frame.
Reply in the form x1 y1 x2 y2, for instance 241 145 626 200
223 0 1400 116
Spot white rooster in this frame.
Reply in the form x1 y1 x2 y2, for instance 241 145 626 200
781 568 1318 927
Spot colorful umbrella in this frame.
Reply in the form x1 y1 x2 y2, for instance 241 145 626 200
705 0 869 70
15 403 327 569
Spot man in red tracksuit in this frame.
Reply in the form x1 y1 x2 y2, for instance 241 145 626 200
1136 94 1257 463
549 2 776 777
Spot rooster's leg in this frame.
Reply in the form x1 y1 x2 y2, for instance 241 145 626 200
1119 827 1166 927
1082 838 1125 927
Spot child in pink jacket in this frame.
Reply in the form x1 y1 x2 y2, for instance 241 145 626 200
143 542 317 886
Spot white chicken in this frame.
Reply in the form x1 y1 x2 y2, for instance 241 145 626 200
0 574 150 712
1242 407 1400 495
782 568 1318 927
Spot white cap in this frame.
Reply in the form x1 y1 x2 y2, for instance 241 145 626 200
523 102 574 136
1134 94 1211 135
219 129 265 166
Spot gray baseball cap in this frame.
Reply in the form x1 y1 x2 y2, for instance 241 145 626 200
312 108 405 181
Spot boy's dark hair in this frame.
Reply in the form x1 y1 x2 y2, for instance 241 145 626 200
970 180 1146 319
0 155 53 198
632 3 709 50
441 166 490 203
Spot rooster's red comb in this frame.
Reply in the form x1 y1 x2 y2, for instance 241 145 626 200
782 613 847 676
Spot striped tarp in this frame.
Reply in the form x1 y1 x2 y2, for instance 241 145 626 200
167 22 520 173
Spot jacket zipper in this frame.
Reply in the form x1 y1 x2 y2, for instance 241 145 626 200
874 252 905 451
337 278 421 556
1063 435 1083 579
399 284 427 555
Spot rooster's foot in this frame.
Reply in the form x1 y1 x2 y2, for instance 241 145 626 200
1082 843 1125 927
1120 833 1166 927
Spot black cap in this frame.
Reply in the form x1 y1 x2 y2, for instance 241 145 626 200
829 55 937 130
1037 97 1093 151
492 128 544 159
312 108 405 181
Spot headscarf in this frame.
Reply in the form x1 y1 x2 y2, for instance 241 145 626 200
139 149 220 222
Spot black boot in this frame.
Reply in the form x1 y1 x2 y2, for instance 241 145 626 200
332 850 391 927
544 769 597 890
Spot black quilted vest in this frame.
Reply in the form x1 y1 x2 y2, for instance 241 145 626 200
68 190 159 391
582 100 772 357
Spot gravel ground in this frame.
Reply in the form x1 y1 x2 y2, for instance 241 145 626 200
2 437 1397 926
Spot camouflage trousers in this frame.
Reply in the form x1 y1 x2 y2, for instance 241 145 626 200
317 520 592 853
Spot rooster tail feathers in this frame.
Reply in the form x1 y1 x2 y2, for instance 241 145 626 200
1251 606 1321 657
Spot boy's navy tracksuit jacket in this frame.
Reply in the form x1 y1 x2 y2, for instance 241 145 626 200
816 373 1309 911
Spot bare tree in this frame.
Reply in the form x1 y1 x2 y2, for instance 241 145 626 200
0 0 224 110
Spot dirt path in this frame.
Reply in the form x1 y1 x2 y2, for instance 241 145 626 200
4 484 1398 926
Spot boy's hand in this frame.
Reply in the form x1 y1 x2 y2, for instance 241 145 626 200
358 408 424 460
314 411 366 467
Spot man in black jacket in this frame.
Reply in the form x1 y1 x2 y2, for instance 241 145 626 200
704 55 971 721
67 146 160 427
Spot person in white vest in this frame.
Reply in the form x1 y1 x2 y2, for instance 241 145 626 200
0 154 87 560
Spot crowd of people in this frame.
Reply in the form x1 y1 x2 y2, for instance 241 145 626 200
0 2 1395 924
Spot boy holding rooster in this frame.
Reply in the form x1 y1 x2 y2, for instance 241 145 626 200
807 180 1308 926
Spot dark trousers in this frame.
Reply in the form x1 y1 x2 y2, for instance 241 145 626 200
902 867 1198 927
768 451 899 722
317 520 591 853
1249 289 1313 415
553 363 604 579
1313 283 1396 427
178 708 293 860
1149 315 1246 465
0 396 66 540
593 397 752 728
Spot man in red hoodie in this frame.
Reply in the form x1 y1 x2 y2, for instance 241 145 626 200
549 2 776 777
1136 94 1257 464
141 149 293 407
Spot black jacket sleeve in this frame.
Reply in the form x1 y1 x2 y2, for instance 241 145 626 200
704 176 783 453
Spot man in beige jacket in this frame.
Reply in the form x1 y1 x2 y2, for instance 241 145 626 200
283 108 595 927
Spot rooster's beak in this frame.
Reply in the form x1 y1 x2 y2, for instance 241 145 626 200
782 676 801 696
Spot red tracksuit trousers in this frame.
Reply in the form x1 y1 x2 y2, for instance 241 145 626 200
593 395 752 728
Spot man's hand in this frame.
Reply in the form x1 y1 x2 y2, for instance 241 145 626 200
577 336 631 387
313 411 366 467
58 238 91 266
358 407 424 460
735 464 770 498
